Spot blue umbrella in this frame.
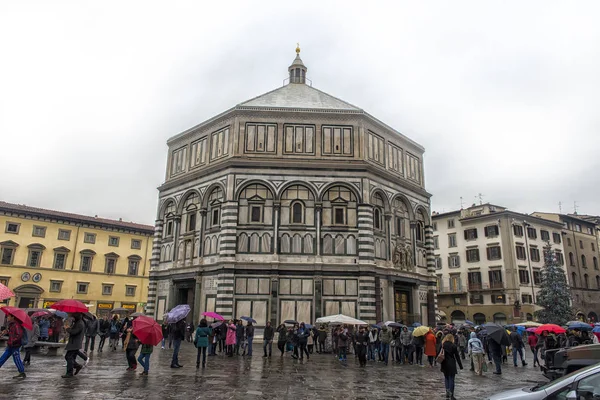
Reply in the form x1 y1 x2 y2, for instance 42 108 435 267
54 310 68 319
241 316 256 324
464 320 475 325
567 321 593 331
304 324 313 329
370 324 381 329
412 322 422 327
166 304 190 323
592 326 600 333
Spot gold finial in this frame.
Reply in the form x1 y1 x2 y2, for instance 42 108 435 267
296 43 300 54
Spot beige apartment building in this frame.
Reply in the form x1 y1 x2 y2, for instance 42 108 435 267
433 204 566 325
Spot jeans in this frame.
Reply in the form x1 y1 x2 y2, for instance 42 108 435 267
492 352 502 373
84 335 95 352
263 340 272 356
531 346 540 366
246 336 253 356
172 338 181 366
196 346 207 367
0 346 25 373
368 343 377 360
278 341 286 356
318 340 326 353
65 349 80 375
444 374 456 393
403 344 412 364
338 346 347 360
299 343 309 359
161 338 166 348
138 353 150 372
428 355 435 366
126 349 137 368
415 345 423 365
210 342 217 355
380 343 390 364
513 347 525 365
98 335 106 351
23 348 31 363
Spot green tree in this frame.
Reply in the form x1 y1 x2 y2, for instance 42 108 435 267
534 242 574 325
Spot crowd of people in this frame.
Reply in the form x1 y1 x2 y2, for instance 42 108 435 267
2 312 599 400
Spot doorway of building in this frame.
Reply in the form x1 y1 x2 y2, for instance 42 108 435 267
14 284 44 309
18 297 35 308
394 289 411 324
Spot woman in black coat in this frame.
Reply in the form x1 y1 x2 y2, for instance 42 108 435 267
440 334 463 400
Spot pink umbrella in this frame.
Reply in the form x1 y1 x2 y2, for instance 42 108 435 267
31 311 50 318
526 327 537 333
202 311 224 321
0 283 14 302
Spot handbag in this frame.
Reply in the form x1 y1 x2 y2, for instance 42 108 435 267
436 348 445 364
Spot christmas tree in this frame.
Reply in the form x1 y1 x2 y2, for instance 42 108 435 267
535 241 574 325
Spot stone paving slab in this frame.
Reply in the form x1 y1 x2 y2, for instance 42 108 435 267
0 343 545 400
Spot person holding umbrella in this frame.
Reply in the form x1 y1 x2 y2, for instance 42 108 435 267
439 334 463 400
482 323 510 375
509 326 527 367
171 318 186 368
226 320 237 357
0 313 27 379
62 312 85 378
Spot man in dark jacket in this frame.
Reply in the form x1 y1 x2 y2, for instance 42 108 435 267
63 313 85 378
0 314 26 379
263 321 274 358
244 322 255 356
235 320 245 355
355 325 369 367
510 327 527 367
171 319 186 368
317 326 327 354
97 315 110 353
84 316 99 353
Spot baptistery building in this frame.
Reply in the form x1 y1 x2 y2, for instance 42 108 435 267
146 48 436 327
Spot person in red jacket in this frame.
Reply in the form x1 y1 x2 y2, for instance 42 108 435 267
0 314 26 379
527 333 540 368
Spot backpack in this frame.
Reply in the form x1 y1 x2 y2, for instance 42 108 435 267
110 321 118 334
20 326 28 347
436 347 445 364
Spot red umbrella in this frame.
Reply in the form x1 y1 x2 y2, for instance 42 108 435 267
0 283 14 302
0 306 33 330
51 299 88 313
132 315 163 346
31 311 50 318
535 323 566 335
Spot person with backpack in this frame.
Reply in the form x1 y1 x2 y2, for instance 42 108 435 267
23 318 39 366
0 314 26 379
108 315 121 351
97 315 110 352
510 326 527 367
194 318 212 368
84 315 99 354
439 334 463 400
468 331 485 375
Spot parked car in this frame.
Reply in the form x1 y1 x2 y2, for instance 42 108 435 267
543 344 600 381
486 362 600 400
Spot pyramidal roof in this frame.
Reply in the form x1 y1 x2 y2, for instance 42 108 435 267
238 83 362 112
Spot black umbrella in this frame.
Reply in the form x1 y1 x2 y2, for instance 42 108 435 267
482 323 510 346
284 320 298 325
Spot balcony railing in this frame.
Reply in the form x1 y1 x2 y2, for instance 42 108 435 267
438 281 467 294
468 282 505 291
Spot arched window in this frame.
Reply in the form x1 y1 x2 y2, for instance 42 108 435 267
392 197 410 238
371 193 385 231
322 186 357 227
182 192 200 232
292 202 303 224
416 210 426 242
571 272 577 288
207 187 224 228
162 201 176 238
493 312 507 325
584 274 589 289
238 184 274 225
594 257 599 270
473 313 486 325
569 252 575 266
582 255 587 268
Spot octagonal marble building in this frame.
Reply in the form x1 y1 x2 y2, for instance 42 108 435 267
146 49 436 327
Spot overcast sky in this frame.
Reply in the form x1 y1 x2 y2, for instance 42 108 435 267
1 1 599 224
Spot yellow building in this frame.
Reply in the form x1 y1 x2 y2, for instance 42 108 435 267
0 201 154 316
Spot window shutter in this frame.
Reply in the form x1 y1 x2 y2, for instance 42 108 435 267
497 247 501 259
486 248 491 260
456 255 460 267
484 226 489 237
448 256 451 267
464 230 468 240
474 229 478 239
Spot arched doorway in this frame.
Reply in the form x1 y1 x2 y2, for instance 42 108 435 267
588 312 598 323
493 312 507 325
14 284 44 309
451 310 466 324
473 313 486 325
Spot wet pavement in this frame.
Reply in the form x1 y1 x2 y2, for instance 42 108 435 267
0 343 546 400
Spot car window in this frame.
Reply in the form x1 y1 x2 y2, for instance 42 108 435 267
576 372 600 399
546 386 572 400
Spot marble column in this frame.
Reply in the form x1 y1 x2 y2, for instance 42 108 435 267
273 202 280 254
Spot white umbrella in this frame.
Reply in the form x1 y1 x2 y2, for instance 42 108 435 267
315 314 367 325
515 321 542 328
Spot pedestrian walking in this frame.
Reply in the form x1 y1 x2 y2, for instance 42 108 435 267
527 332 540 367
307 328 314 354
108 315 122 351
137 342 153 375
194 318 212 368
245 321 254 356
487 336 503 375
0 314 26 379
467 332 485 376
457 331 467 360
298 322 310 360
161 320 169 349
379 325 392 365
97 315 110 352
424 329 437 367
355 325 368 367
234 320 244 356
124 325 139 371
170 318 186 368
23 318 39 366
510 327 527 367
38 318 49 342
263 321 274 357
439 334 463 400
400 326 413 364
84 315 99 353
317 325 327 354
276 324 287 356
413 332 425 366
226 320 237 357
62 313 85 378
337 326 349 362
368 327 379 361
